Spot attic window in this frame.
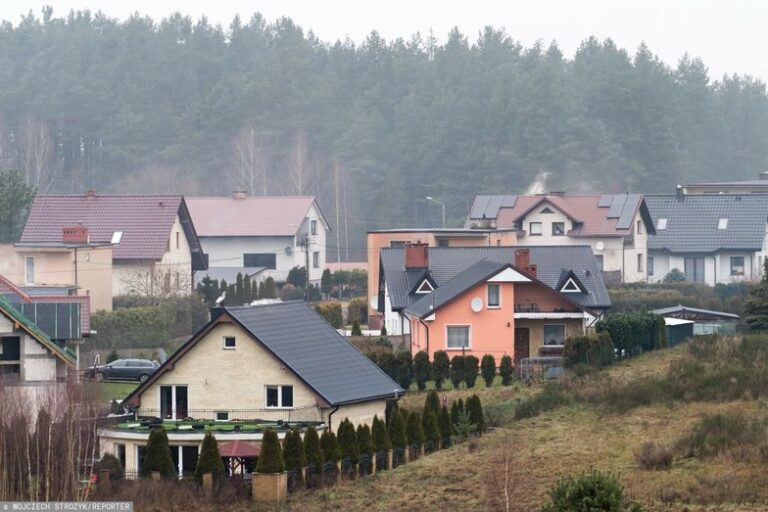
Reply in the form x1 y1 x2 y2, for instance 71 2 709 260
718 218 728 230
560 277 582 293
540 207 554 214
415 280 434 294
111 231 123 244
657 219 667 230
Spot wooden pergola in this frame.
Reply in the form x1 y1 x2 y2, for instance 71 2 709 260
217 440 261 476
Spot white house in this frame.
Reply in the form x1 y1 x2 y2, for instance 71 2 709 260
186 193 329 285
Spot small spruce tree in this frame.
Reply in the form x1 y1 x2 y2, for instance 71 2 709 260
499 355 514 386
371 415 392 451
438 405 452 447
481 354 496 387
466 394 486 434
431 350 450 390
337 418 360 463
464 355 480 388
451 398 465 431
356 424 374 457
282 428 307 482
243 276 253 303
450 355 465 389
141 427 176 479
320 429 341 464
388 409 408 450
303 426 324 471
413 350 431 391
351 320 362 336
256 428 285 473
235 273 244 304
194 432 225 483
454 409 477 440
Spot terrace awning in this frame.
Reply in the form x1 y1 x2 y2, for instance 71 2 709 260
218 440 260 458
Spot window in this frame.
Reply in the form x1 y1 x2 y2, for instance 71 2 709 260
215 411 229 421
529 222 542 236
648 256 654 276
160 385 188 420
636 220 643 235
415 280 434 294
487 284 500 308
437 239 449 247
175 232 180 249
718 218 729 230
266 385 294 408
446 326 470 350
684 257 705 283
560 278 582 293
731 256 745 276
313 251 320 268
25 257 34 285
223 336 236 349
310 219 318 236
540 207 554 214
595 255 604 271
243 253 277 269
637 253 644 273
552 222 565 236
115 443 126 469
543 325 565 346
657 218 667 230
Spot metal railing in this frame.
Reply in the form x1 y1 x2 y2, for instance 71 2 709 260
135 406 321 423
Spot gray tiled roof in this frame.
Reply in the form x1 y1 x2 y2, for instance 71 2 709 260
381 246 610 310
645 195 768 253
226 302 403 405
649 305 740 320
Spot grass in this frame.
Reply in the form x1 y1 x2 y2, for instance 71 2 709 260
96 381 138 402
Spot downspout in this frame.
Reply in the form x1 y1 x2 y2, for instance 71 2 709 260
418 317 430 355
327 405 340 432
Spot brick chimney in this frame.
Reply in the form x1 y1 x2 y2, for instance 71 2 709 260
85 189 96 199
404 243 429 269
63 226 89 244
232 190 248 200
514 248 537 278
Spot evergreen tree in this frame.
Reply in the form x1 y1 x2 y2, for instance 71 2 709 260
337 418 360 463
380 326 387 337
141 427 175 479
378 352 398 381
320 429 340 463
0 170 35 242
395 351 413 390
464 355 480 388
257 280 266 299
256 428 285 473
351 320 362 336
303 426 324 471
451 398 465 431
282 428 307 482
438 405 452 447
481 354 496 387
385 400 399 427
499 355 514 386
745 259 768 330
106 349 119 364
235 273 244 304
219 279 229 304
466 394 486 434
450 355 465 389
356 424 374 456
424 411 441 450
406 411 426 452
387 409 408 449
321 269 333 297
243 275 253 303
263 277 277 299
413 350 431 391
431 350 450 390
371 415 392 451
424 390 440 417
194 432 225 483
287 266 307 288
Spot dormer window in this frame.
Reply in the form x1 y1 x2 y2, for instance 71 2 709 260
657 218 667 230
718 218 728 230
415 280 434 294
560 277 582 293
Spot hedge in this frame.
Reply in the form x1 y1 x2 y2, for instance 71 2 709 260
564 332 614 368
596 312 667 358
315 301 343 328
347 298 368 324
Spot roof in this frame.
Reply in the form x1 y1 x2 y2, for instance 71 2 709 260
186 196 328 237
194 267 266 286
0 276 90 336
380 246 610 310
0 294 76 365
650 305 740 320
645 195 768 253
218 440 261 458
20 194 206 268
126 301 403 407
466 194 654 237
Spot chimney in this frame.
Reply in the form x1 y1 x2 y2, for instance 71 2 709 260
515 249 530 269
760 171 768 181
676 184 684 201
63 226 89 244
404 243 429 269
525 264 537 278
85 189 96 199
232 190 248 200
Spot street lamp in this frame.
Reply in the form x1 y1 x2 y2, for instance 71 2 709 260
425 196 446 228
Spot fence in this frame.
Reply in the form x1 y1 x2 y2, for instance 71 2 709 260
135 406 321 423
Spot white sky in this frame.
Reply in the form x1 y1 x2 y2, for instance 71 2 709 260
2 0 767 81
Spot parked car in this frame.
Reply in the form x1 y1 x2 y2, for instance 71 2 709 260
84 358 159 383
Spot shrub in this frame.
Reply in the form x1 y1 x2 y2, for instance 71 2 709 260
438 405 452 446
634 441 673 470
541 470 640 512
480 354 496 387
676 412 765 459
499 355 514 385
377 352 398 381
450 398 464 430
514 383 570 420
106 349 119 364
388 409 408 449
282 428 307 481
320 430 341 464
262 277 277 299
347 298 368 324
141 427 175 479
406 411 426 448
287 266 307 288
424 411 441 450
256 428 285 474
466 394 486 434
93 306 174 350
93 453 123 481
596 311 667 358
351 320 362 336
194 432 225 483
424 390 440 417
564 332 614 368
413 351 431 391
380 326 387 337
385 400 399 427
395 351 413 389
303 426 324 470
464 355 479 388
663 269 685 283
356 424 374 456
371 415 392 451
337 418 360 463
450 356 465 389
453 409 476 440
432 350 450 390
315 301 343 328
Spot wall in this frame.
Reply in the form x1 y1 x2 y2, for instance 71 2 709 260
22 333 57 381
74 246 113 311
516 318 585 357
331 399 388 434
648 251 762 286
139 321 322 418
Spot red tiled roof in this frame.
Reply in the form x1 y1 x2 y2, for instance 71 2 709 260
21 195 183 260
186 196 320 237
218 440 261 458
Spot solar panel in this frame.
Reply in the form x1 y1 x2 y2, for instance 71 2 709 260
607 194 628 219
598 195 613 207
616 194 641 229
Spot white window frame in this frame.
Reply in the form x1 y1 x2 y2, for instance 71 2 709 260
636 219 643 235
25 256 34 285
223 336 236 350
310 219 318 236
445 325 471 351
529 222 542 236
637 253 644 273
313 251 320 268
415 280 434 294
730 256 745 276
158 384 188 420
560 277 582 293
551 222 565 236
215 411 229 422
543 324 565 346
648 256 654 276
265 385 294 409
487 284 501 308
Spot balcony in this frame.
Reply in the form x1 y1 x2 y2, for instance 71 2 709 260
135 405 322 425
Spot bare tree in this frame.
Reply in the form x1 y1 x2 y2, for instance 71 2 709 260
19 117 55 193
288 132 313 195
119 265 192 305
231 124 269 195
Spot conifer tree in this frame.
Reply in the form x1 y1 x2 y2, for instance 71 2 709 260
351 320 362 336
431 350 450 390
450 355 465 389
243 275 253 303
451 398 465 430
387 409 408 450
141 427 176 479
425 411 441 451
371 415 392 451
746 258 768 330
256 428 285 473
337 419 360 463
395 351 413 390
320 429 340 463
303 426 324 471
405 411 426 450
499 355 514 386
263 277 277 298
356 424 374 457
466 394 486 434
438 405 452 447
413 350 431 391
464 355 480 388
257 280 265 299
235 273 244 304
481 354 496 387
424 390 440 417
282 428 307 482
194 432 225 483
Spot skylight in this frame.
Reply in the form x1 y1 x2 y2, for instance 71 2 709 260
657 218 667 230
718 218 728 230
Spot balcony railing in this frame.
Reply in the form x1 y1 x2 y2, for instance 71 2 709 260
136 406 321 423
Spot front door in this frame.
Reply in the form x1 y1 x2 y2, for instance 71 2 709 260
514 327 530 363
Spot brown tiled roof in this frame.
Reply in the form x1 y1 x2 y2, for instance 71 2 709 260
186 196 323 237
21 194 184 260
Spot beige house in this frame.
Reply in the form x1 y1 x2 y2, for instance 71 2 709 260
99 301 402 478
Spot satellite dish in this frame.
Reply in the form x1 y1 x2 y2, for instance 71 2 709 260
285 246 293 256
595 241 605 251
370 296 379 310
470 297 483 312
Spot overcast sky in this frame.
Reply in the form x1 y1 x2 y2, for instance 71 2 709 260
1 0 766 81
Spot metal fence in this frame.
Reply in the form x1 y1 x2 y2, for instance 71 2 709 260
135 406 321 423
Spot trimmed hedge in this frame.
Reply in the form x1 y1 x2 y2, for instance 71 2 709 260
303 426 324 470
564 332 614 368
464 355 480 388
499 355 514 385
347 298 368 324
315 301 343 328
596 312 667 358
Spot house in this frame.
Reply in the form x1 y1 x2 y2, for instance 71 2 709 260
378 244 610 360
186 193 329 286
99 301 402 478
683 171 768 195
0 231 114 311
465 193 655 283
20 191 207 300
645 194 768 285
367 228 518 328
0 293 77 384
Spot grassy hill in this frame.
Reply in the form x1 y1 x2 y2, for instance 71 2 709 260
290 335 768 511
